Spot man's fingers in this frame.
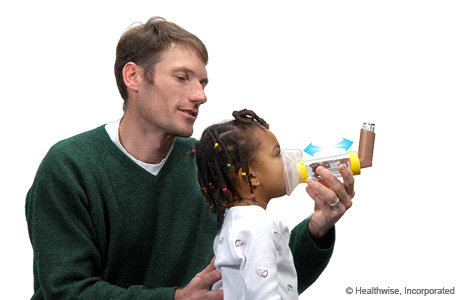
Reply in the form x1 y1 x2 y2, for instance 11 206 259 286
175 258 223 300
195 269 222 290
204 290 224 300
195 257 221 290
306 183 329 208
315 166 353 208
307 177 338 206
200 256 217 274
339 164 355 199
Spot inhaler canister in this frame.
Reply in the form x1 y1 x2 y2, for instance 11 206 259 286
282 150 361 196
358 122 376 168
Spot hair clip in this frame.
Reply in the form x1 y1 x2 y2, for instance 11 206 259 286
241 172 247 176
251 194 255 199
222 187 227 192
191 148 196 153
214 143 219 148
201 187 208 194
227 163 231 167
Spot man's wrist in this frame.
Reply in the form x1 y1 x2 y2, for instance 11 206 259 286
308 218 334 249
174 288 182 300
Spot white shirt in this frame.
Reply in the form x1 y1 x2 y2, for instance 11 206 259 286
105 119 170 175
212 206 298 300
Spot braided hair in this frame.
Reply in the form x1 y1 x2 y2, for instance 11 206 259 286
189 109 269 228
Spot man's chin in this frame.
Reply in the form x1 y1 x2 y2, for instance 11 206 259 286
169 119 195 138
175 127 194 138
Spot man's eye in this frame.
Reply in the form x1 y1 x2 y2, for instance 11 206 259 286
177 76 186 81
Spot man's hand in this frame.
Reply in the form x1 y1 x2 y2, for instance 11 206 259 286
305 165 355 240
174 257 223 300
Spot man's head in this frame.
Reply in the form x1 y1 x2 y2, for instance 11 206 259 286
115 17 208 112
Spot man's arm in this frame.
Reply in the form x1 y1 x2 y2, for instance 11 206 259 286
26 145 223 300
25 148 180 299
290 164 355 293
289 218 335 293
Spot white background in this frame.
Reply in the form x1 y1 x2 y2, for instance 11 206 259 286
1 0 459 299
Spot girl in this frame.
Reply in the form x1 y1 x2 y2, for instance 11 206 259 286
190 109 298 300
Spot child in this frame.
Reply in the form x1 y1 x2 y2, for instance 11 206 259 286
190 109 298 300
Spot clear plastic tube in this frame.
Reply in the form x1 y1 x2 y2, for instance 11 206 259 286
282 150 361 195
303 153 358 180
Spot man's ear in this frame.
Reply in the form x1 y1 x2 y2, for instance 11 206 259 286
122 62 141 93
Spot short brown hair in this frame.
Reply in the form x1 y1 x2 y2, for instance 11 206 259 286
114 17 208 111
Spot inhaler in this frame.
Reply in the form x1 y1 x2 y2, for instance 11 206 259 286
282 123 376 196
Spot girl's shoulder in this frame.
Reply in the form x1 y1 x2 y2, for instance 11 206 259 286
225 206 288 233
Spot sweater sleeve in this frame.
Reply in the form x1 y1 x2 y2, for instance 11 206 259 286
25 146 177 300
289 218 335 294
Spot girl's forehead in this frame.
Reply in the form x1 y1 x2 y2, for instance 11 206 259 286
254 128 279 147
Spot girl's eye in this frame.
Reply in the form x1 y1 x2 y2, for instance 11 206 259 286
276 151 281 157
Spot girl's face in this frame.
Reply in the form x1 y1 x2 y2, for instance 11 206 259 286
249 127 287 200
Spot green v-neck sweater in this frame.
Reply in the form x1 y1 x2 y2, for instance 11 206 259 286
26 125 334 299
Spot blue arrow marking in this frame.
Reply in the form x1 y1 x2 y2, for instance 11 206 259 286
334 138 353 150
304 143 324 156
304 138 353 156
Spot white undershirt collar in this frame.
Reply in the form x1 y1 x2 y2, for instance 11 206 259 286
105 119 170 176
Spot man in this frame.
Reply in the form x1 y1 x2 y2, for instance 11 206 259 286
26 17 354 299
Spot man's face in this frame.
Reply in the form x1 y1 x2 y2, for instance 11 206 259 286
134 44 208 138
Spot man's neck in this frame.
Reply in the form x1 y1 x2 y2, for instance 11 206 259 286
118 114 176 164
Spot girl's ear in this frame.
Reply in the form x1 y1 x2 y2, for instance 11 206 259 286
238 168 260 187
249 172 260 187
237 168 248 184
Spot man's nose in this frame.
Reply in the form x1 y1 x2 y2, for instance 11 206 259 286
189 82 207 104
